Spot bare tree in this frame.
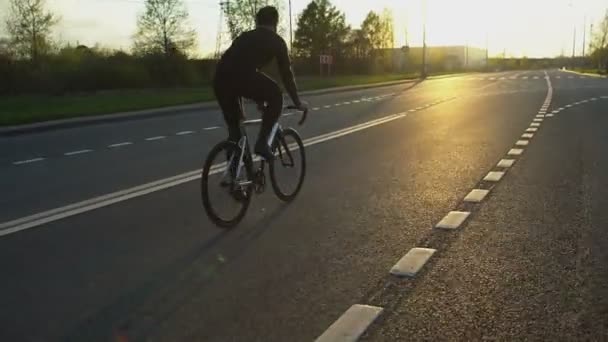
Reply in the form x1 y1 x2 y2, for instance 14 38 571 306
133 0 197 56
5 0 58 62
223 0 285 40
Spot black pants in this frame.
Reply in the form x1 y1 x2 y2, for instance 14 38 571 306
214 71 283 145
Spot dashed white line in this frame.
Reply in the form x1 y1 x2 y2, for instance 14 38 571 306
464 189 490 203
145 136 166 141
343 102 351 105
323 105 332 109
533 118 543 122
312 107 320 111
508 148 524 156
408 109 416 112
516 140 530 146
530 122 541 127
591 97 598 101
522 133 534 139
108 142 133 148
13 157 45 165
436 211 471 229
526 127 538 132
315 305 383 342
176 131 195 135
334 103 342 107
204 126 220 130
64 149 93 156
497 159 515 168
484 171 505 182
353 100 360 103
536 115 545 118
546 113 555 117
390 248 436 277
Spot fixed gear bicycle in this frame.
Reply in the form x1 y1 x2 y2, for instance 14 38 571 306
201 101 308 228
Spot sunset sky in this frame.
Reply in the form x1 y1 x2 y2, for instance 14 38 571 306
0 0 606 57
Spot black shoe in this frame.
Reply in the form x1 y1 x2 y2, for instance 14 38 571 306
254 140 274 161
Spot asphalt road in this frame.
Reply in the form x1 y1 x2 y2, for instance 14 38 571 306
1 70 607 341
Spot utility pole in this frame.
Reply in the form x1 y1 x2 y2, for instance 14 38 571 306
288 0 293 52
582 15 586 57
421 0 427 78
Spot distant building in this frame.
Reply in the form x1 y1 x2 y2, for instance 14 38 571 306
378 45 488 73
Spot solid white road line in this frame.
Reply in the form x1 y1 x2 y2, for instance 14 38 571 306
435 211 471 229
464 189 490 203
13 157 45 165
390 248 436 277
497 159 515 168
64 149 93 156
0 111 414 236
108 142 133 148
315 305 383 342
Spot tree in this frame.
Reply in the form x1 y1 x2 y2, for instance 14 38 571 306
5 0 58 62
293 0 350 59
590 10 608 72
360 9 394 53
223 0 285 40
133 0 197 57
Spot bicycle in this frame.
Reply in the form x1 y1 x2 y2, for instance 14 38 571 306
201 101 308 228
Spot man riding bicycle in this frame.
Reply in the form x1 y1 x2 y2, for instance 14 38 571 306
213 6 308 162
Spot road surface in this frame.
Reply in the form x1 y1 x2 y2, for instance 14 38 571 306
1 70 608 341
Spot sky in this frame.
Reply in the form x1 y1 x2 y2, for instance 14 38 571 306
0 0 606 58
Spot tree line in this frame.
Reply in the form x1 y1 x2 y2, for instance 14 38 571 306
1 0 607 96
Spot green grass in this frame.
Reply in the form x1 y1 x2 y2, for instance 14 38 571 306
572 68 606 75
1 73 422 127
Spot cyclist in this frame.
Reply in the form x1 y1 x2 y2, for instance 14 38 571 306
213 6 307 162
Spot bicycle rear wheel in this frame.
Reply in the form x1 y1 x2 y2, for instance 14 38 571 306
201 141 253 228
269 128 306 202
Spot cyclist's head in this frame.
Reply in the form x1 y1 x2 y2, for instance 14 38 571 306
256 6 279 31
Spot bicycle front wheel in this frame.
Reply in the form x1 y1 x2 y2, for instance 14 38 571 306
201 141 253 228
269 128 306 202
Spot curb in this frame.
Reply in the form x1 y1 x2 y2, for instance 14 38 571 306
0 78 420 137
562 69 608 78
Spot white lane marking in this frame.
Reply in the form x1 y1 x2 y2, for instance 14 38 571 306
508 148 524 156
522 76 529 79
489 77 496 80
591 97 598 101
533 118 543 122
516 140 529 146
145 136 166 141
353 100 360 103
435 211 470 229
204 126 220 130
108 142 133 148
390 248 436 277
484 171 505 182
323 105 332 109
283 112 295 116
533 76 540 79
499 77 505 80
522 133 534 139
526 127 538 132
312 107 320 111
497 159 515 168
13 157 45 165
415 107 423 110
546 113 555 117
530 122 541 127
536 115 545 118
0 111 415 236
464 189 490 203
315 305 383 342
64 149 93 156
343 102 351 105
539 111 547 114
334 103 342 107
176 131 195 135
408 109 416 112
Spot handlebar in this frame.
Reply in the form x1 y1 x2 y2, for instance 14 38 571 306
285 105 308 126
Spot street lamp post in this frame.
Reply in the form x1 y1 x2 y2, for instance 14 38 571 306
421 0 427 78
289 0 293 52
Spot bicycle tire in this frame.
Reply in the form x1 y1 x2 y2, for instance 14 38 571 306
201 141 253 228
269 128 306 202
